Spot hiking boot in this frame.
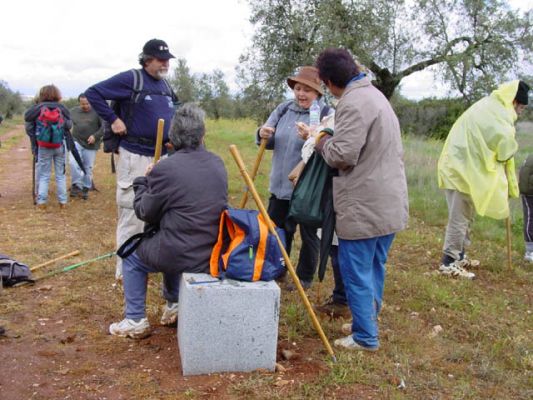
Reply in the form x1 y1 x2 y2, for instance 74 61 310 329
285 279 312 292
36 203 47 211
315 297 351 319
109 318 150 339
456 256 480 269
81 187 89 200
334 335 379 352
160 302 179 326
438 262 475 280
70 184 82 198
524 252 533 263
59 203 67 210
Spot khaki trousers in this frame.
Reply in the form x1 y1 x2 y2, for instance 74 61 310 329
443 189 476 261
115 148 153 279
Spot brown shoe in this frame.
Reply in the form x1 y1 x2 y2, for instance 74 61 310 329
315 297 351 319
59 203 67 210
36 204 47 211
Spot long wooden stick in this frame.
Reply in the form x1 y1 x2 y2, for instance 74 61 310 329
229 144 336 362
506 216 512 270
31 250 80 272
153 119 165 162
239 138 267 209
35 252 115 281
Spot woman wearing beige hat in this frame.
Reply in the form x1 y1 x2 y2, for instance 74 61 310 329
256 66 333 289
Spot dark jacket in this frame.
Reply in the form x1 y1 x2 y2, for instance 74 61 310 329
133 146 228 273
519 154 533 195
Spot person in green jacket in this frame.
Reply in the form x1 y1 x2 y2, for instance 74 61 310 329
437 80 530 279
69 94 103 200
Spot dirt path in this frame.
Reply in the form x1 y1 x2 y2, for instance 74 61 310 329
0 125 34 202
0 129 354 399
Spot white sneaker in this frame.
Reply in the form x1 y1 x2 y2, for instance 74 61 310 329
341 323 352 335
334 335 379 352
456 256 480 269
439 262 475 280
160 302 179 326
109 318 150 339
524 252 533 263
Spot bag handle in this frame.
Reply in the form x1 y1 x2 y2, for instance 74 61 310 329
116 226 158 259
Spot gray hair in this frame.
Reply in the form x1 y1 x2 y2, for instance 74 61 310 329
169 103 206 150
138 53 154 67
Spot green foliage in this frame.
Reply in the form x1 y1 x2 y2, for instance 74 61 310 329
240 0 532 116
170 59 243 119
393 95 467 139
61 97 79 109
196 70 234 119
171 58 198 103
0 81 24 119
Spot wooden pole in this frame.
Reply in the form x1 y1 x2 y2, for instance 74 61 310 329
153 119 165 162
31 250 80 272
229 144 336 362
239 138 267 209
506 216 512 270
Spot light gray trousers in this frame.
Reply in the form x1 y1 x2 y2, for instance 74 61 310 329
443 189 476 261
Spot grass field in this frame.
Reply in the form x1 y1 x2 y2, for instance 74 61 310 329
0 117 532 399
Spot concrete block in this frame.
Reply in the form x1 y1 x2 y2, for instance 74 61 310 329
178 273 280 376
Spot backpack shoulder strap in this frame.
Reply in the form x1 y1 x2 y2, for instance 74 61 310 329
275 101 291 128
131 69 144 103
163 79 180 106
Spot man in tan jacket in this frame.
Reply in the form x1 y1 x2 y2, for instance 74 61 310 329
315 48 409 351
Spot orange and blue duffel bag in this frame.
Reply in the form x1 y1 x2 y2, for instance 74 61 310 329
210 208 286 281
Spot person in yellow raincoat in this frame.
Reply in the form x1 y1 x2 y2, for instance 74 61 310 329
437 80 530 279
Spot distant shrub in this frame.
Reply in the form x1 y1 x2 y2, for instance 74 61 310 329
392 95 467 140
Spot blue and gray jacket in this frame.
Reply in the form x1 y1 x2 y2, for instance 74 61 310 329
258 98 332 200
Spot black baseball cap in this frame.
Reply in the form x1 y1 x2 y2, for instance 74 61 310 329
142 39 175 60
515 80 530 106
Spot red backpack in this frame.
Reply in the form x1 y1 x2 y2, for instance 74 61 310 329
36 107 65 148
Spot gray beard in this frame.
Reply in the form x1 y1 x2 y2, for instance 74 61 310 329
155 70 169 80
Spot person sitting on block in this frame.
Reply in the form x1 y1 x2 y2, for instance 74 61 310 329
109 103 228 339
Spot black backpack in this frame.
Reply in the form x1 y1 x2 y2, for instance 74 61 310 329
102 69 179 155
0 254 34 287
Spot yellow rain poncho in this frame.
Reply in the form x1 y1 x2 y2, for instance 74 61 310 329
438 80 520 220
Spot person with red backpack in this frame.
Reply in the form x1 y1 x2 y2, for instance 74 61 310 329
24 85 72 209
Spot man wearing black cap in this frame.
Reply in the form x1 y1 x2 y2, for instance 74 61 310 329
85 39 179 281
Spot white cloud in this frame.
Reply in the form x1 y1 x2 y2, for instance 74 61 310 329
0 0 252 97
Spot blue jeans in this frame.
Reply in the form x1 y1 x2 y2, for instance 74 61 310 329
123 251 181 320
338 234 395 349
37 145 67 205
70 141 97 189
330 246 347 304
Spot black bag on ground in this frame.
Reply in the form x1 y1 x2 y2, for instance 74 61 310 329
0 254 34 287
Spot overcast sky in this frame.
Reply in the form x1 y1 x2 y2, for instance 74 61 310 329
0 0 531 101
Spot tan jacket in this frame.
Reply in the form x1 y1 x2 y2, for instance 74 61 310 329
321 77 408 240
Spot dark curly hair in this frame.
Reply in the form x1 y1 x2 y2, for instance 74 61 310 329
315 48 360 89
